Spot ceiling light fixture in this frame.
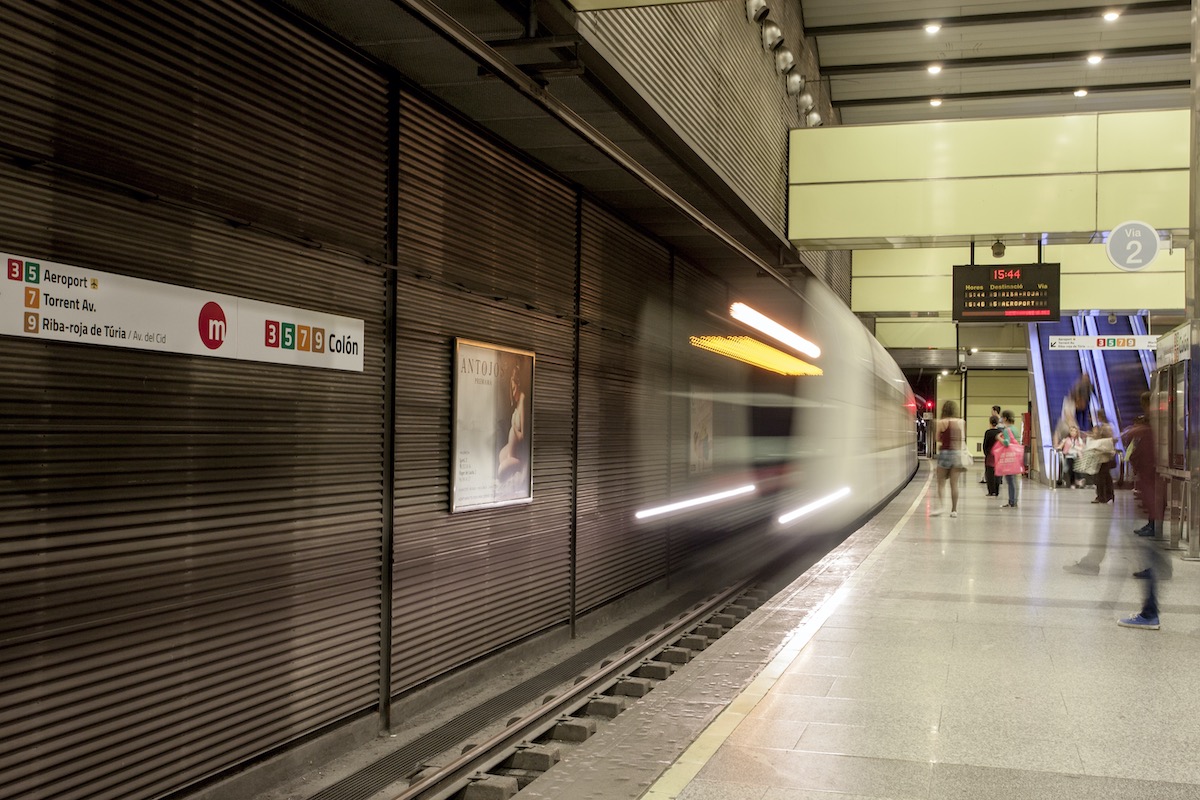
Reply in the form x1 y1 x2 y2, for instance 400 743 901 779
1087 54 1103 64
745 0 770 22
1103 11 1120 22
729 302 821 358
925 23 941 34
930 98 942 107
689 336 822 376
927 64 942 74
761 20 785 50
1074 88 1088 97
785 72 806 95
806 110 823 127
775 47 796 73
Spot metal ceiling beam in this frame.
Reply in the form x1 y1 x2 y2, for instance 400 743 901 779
806 0 1190 37
821 43 1190 76
387 0 801 291
832 79 1190 108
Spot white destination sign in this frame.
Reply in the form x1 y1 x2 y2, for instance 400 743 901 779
3 253 364 372
1048 335 1157 351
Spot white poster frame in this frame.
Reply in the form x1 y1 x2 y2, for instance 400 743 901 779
451 338 535 512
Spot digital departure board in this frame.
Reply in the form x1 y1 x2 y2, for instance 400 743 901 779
952 263 1060 323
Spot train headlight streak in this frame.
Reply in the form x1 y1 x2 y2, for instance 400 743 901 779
778 487 851 525
690 336 822 376
635 485 756 520
729 302 821 359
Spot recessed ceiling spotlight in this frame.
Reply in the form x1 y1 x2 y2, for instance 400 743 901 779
927 64 942 75
925 23 941 34
1074 89 1088 97
930 98 942 107
1103 11 1120 22
1087 54 1103 64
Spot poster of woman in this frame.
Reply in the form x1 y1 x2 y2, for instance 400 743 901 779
451 338 534 512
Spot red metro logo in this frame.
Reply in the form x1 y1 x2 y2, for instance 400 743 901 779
198 301 227 350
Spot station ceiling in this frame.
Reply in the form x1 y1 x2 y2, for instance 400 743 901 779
800 0 1191 126
280 0 1192 326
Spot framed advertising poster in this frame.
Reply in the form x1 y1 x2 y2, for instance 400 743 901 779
451 338 534 512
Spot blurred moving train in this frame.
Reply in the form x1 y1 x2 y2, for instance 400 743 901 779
633 272 919 542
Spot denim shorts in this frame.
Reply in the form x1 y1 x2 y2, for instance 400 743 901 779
937 450 959 470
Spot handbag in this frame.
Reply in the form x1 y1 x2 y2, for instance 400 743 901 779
992 437 1023 476
1075 447 1101 475
957 450 974 469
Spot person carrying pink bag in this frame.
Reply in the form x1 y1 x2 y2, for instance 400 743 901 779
992 410 1022 508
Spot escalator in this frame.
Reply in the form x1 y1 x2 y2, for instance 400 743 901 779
1090 315 1150 435
1036 317 1086 432
1029 315 1151 486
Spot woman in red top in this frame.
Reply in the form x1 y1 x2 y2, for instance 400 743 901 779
932 400 966 518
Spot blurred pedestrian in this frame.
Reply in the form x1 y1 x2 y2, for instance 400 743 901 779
1088 410 1116 504
997 409 1021 508
1119 392 1169 630
1063 513 1115 575
1125 392 1163 538
982 414 1001 497
1058 373 1092 436
931 400 967 518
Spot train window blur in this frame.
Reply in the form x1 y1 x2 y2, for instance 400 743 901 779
748 369 796 467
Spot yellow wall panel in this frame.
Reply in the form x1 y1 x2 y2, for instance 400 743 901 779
791 175 1095 241
1061 271 1184 311
790 115 1097 184
855 245 1041 278
1098 110 1189 172
874 319 958 348
1096 171 1188 231
963 371 1029 456
1043 243 1184 274
935 374 963 415
853 249 958 277
852 276 949 313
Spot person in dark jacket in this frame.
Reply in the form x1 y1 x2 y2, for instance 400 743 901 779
980 405 1001 483
1119 391 1169 630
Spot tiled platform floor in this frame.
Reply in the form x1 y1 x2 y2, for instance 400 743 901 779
523 463 1200 800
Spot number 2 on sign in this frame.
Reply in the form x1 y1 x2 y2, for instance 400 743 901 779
1123 228 1144 266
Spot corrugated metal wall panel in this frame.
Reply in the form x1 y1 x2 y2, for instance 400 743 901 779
800 249 852 306
0 0 386 260
0 1 389 798
576 201 672 613
579 5 853 301
390 92 576 695
578 4 798 238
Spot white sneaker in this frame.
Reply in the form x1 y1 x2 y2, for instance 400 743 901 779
930 508 943 517
950 511 958 518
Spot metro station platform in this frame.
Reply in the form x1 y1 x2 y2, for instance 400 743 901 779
521 461 1200 800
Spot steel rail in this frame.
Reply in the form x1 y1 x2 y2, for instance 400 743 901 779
389 580 755 800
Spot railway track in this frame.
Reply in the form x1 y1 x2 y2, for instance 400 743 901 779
389 580 768 800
